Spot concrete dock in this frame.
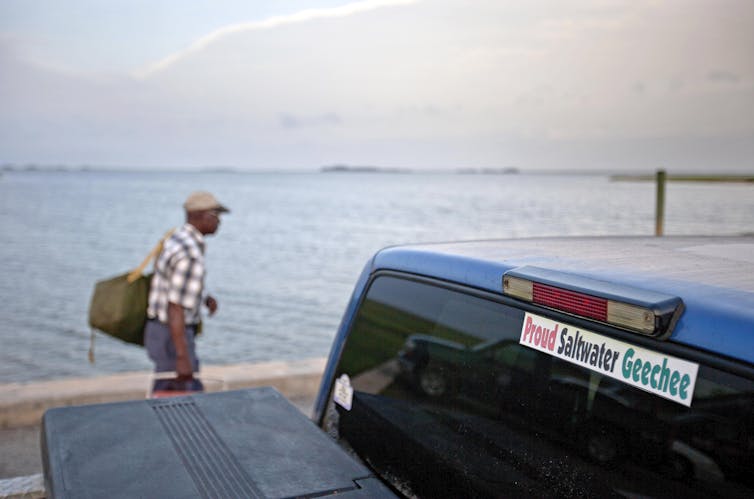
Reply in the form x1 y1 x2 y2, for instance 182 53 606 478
0 358 326 498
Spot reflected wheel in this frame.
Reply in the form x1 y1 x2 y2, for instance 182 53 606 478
665 454 692 480
585 429 621 464
419 367 448 397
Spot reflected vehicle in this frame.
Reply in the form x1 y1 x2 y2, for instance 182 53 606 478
398 336 539 399
669 394 754 485
398 335 670 465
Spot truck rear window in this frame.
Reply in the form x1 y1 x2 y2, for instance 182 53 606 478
324 275 754 498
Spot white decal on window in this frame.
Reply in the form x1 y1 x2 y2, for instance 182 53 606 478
333 374 354 411
519 312 699 407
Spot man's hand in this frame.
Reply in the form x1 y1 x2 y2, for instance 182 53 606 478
205 295 218 316
175 355 193 381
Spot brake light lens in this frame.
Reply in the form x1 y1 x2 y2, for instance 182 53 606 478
533 282 607 321
503 267 683 338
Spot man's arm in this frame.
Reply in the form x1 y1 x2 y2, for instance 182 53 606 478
167 302 193 380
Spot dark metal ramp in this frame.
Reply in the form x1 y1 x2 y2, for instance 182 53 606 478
42 387 395 498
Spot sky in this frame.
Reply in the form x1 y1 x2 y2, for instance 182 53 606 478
1 0 753 172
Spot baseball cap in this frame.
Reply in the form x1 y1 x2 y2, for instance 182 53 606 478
183 191 230 213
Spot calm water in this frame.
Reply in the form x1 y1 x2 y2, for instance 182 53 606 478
1 170 752 384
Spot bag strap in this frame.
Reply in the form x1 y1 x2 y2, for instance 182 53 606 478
88 330 96 364
127 228 176 283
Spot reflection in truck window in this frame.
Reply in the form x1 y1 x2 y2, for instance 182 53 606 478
329 275 754 498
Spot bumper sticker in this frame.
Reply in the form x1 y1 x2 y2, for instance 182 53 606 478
519 312 699 407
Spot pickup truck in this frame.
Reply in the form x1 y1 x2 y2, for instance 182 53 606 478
43 236 754 498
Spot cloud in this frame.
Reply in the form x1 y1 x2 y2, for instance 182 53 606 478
134 0 420 78
2 0 753 171
279 112 342 129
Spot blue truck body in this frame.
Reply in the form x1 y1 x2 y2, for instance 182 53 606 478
316 236 754 422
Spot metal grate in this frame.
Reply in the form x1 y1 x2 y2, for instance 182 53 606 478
150 398 264 499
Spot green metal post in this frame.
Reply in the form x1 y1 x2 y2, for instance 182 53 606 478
655 169 666 236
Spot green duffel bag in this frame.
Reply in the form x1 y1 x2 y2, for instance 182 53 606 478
88 271 153 346
87 229 174 362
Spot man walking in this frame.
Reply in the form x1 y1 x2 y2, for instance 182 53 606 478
145 191 229 391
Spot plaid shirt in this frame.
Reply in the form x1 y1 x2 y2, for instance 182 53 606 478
147 224 206 325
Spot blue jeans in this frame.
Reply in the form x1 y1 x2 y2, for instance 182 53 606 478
144 319 204 391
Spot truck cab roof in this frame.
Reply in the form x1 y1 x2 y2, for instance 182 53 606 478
369 236 754 364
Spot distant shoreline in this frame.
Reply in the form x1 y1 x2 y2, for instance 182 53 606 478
611 174 754 183
3 164 752 180
320 165 520 174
